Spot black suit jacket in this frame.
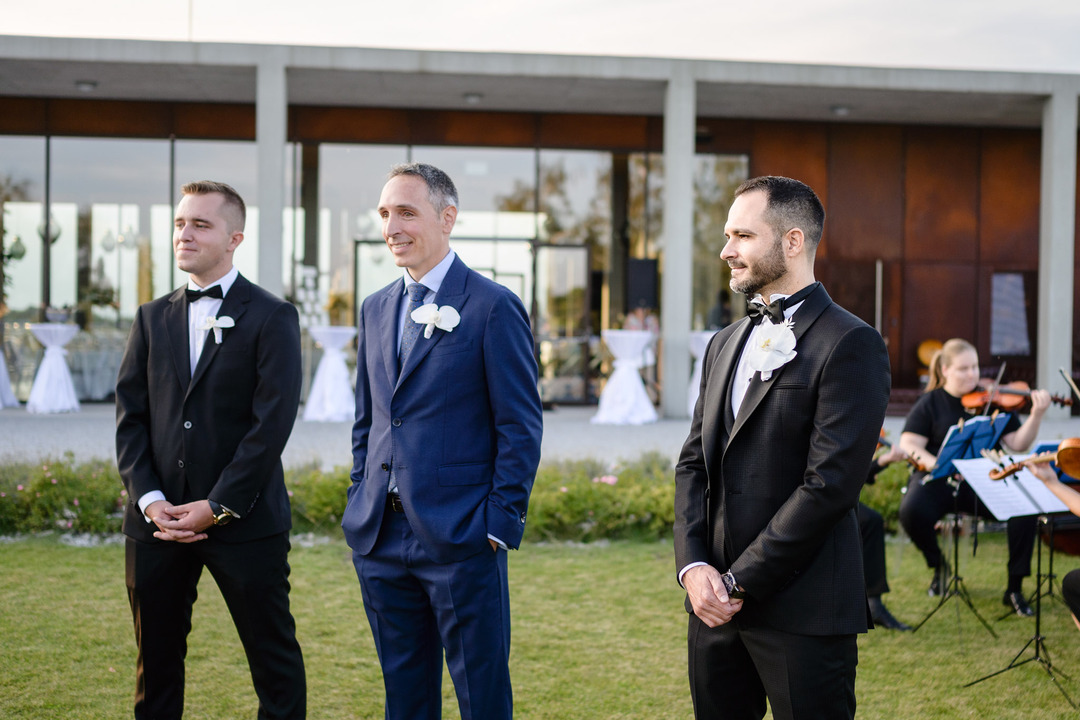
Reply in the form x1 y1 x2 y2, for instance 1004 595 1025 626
116 274 302 543
674 284 890 635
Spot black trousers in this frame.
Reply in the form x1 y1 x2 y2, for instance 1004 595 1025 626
898 474 1036 579
858 502 889 597
125 532 306 719
688 614 857 720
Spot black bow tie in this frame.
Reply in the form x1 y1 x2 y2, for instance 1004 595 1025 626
746 283 819 325
185 285 224 303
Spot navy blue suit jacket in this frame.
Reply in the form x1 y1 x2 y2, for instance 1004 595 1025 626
343 256 543 564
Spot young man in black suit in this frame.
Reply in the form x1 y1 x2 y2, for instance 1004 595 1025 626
116 181 306 719
674 176 891 720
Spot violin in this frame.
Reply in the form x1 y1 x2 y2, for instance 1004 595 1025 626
876 429 926 473
960 379 1072 413
986 437 1080 481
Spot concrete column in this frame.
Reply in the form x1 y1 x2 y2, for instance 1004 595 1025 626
256 53 287 297
1038 90 1077 419
660 65 696 418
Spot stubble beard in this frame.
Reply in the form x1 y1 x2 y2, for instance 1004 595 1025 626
729 236 787 297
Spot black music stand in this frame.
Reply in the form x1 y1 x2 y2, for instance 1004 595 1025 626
911 414 1010 637
965 515 1077 708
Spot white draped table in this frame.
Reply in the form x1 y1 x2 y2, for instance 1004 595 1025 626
0 349 18 407
687 330 718 417
591 329 658 425
26 323 81 414
303 325 357 422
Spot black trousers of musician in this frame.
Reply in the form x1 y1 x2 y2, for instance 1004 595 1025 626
858 502 889 597
1063 569 1080 620
688 613 857 720
898 475 1036 579
125 532 306 720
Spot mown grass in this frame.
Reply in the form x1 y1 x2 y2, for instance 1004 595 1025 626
3 531 1080 719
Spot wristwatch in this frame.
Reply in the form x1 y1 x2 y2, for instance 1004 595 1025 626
207 499 237 526
721 571 746 600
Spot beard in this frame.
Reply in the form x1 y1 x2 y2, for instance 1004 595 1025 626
729 236 787 296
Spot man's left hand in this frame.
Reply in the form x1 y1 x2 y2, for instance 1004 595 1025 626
152 500 213 543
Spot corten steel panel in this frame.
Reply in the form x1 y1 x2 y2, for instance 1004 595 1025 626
694 118 753 155
827 124 904 262
750 122 829 256
901 262 978 386
173 104 254 141
290 107 411 144
0 97 47 134
980 128 1040 267
49 100 172 137
413 111 536 147
540 114 651 151
904 127 979 262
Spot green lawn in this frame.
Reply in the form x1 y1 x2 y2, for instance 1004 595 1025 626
3 532 1080 719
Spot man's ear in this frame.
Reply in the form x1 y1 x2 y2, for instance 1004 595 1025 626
784 227 804 257
442 205 458 235
228 231 244 253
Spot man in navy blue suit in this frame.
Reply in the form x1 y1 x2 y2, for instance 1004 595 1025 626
343 162 543 720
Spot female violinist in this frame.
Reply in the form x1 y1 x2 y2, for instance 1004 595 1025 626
897 338 1051 616
1022 460 1080 632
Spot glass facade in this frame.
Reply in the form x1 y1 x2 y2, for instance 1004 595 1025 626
0 125 744 406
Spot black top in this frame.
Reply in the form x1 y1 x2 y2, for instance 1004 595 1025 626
902 387 1021 456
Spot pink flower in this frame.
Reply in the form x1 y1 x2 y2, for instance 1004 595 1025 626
0 492 5 497
559 486 568 493
593 475 618 486
16 485 23 491
73 498 80 506
51 478 57 485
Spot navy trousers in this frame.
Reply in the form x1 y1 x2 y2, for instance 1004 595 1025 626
353 508 512 720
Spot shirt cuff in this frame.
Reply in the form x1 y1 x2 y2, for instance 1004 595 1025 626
488 533 508 550
678 561 710 588
137 491 167 522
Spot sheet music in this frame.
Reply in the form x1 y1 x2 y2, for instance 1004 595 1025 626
952 457 1069 520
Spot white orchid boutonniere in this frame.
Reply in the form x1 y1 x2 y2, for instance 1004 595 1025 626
411 303 461 339
198 315 235 344
746 318 797 381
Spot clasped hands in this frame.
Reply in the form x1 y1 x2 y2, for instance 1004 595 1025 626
683 565 744 627
145 499 213 543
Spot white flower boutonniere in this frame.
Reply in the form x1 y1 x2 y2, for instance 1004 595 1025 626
198 315 235 344
410 303 461 339
746 318 797 381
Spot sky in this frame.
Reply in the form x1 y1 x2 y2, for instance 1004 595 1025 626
5 0 1080 75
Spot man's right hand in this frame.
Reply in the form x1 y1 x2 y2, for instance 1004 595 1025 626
146 500 208 543
684 564 744 628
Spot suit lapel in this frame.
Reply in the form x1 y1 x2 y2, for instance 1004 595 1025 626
396 257 471 389
165 287 191 386
729 284 833 440
188 274 251 396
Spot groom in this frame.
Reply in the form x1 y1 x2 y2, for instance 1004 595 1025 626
343 162 543 720
674 176 890 720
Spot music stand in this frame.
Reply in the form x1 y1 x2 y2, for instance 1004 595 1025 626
911 414 1011 637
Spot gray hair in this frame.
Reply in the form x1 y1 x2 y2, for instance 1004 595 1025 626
388 162 459 213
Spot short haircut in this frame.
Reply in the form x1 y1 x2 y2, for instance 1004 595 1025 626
181 180 246 232
387 163 459 213
734 176 825 248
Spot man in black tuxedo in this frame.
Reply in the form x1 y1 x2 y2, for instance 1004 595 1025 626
116 181 306 719
674 176 891 720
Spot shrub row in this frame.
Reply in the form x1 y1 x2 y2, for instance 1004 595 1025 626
0 451 907 539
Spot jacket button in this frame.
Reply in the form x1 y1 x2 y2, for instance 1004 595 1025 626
177 460 184 468
392 418 402 427
183 421 192 429
381 463 389 471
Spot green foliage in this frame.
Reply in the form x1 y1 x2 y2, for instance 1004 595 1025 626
286 464 351 535
860 461 913 535
526 451 675 542
0 454 124 534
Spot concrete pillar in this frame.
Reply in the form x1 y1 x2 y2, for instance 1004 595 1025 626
256 53 287 297
1038 90 1077 419
660 65 696 418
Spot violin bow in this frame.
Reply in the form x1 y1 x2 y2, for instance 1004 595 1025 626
1059 367 1080 405
981 362 1008 416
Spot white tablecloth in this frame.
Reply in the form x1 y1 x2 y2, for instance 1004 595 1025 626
688 330 718 417
303 325 357 422
591 329 658 425
26 323 81 414
0 350 18 407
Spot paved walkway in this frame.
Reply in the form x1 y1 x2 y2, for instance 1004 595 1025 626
2 402 1078 469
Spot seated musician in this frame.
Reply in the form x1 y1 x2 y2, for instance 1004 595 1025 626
1025 461 1080 632
897 339 1050 617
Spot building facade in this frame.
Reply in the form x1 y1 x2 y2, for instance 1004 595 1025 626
1 36 1077 416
